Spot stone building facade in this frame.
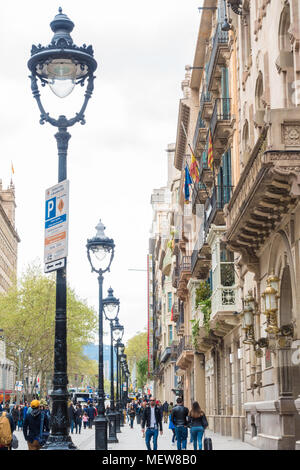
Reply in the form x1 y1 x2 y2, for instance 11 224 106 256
0 180 20 402
150 0 300 450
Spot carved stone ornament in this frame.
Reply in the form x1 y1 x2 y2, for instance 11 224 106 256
282 124 300 146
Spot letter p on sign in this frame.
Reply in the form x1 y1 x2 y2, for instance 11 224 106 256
46 197 56 220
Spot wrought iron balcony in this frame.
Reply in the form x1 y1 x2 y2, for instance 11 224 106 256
193 111 207 155
170 341 179 361
172 266 179 288
199 146 214 187
191 227 211 280
171 302 179 322
210 98 233 163
176 308 184 336
204 185 234 235
177 336 193 358
206 23 230 93
160 346 171 363
192 181 208 214
199 89 213 122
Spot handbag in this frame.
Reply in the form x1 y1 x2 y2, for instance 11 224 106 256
11 433 19 449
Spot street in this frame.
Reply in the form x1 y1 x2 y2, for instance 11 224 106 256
13 419 258 451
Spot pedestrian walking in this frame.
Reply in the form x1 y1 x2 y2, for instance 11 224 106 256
87 403 96 428
129 405 136 429
75 404 83 434
141 397 163 451
82 412 89 429
188 401 208 450
168 413 176 446
11 405 19 430
17 406 23 430
171 397 189 450
0 410 15 450
136 403 142 425
68 401 76 434
23 400 50 450
162 401 169 424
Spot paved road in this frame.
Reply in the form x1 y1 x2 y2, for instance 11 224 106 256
14 417 258 451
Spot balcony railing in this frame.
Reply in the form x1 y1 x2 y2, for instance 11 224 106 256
193 111 207 151
177 335 193 358
160 346 171 363
172 266 179 288
170 341 179 361
206 23 229 90
210 98 231 137
204 185 234 234
176 308 184 335
179 256 192 276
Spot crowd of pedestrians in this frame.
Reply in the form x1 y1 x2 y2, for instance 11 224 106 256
124 395 208 451
0 395 208 451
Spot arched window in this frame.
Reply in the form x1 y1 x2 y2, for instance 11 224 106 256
277 3 295 107
279 266 293 326
255 72 264 111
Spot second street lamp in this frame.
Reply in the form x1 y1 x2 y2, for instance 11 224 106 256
87 220 115 450
103 288 120 443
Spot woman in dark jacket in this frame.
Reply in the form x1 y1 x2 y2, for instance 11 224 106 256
129 405 136 429
188 401 208 450
74 404 83 434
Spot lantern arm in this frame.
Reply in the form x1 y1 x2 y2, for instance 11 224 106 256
29 72 96 128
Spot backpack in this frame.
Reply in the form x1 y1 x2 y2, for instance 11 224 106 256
0 412 12 447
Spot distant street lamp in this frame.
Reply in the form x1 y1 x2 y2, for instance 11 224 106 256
113 323 124 431
87 220 115 450
103 288 120 443
27 8 97 450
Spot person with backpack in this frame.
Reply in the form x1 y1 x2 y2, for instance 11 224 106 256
23 400 50 450
0 410 15 450
188 401 208 450
171 397 189 450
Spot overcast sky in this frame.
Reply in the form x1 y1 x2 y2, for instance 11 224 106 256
0 0 201 345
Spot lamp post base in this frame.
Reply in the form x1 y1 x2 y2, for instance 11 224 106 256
116 410 121 433
42 435 77 450
94 415 108 450
107 411 119 443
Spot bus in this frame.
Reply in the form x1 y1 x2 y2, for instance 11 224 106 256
68 388 95 404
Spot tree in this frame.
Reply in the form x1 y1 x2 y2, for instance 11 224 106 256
136 356 148 390
124 330 148 370
0 262 97 399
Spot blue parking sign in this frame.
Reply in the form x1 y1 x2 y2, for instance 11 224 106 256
45 197 56 220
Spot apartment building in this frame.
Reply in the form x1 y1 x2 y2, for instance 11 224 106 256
150 0 300 450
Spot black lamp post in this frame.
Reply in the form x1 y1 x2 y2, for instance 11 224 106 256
103 288 120 443
112 321 124 432
28 8 97 450
115 338 125 422
87 220 115 450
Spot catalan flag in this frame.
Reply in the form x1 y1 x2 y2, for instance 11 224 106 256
208 129 213 171
189 145 200 183
184 165 193 204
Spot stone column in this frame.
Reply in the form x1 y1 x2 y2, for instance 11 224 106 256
194 353 205 409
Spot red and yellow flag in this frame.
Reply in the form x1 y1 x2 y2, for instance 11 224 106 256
189 147 200 183
208 130 213 171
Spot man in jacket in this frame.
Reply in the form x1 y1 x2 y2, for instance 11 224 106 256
87 403 96 429
171 397 189 450
23 400 50 450
141 397 163 450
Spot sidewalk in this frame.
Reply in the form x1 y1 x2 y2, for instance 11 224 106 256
14 419 258 451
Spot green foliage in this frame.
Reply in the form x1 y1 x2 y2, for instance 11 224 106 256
190 319 200 350
125 330 147 368
136 356 148 389
195 281 212 334
0 262 97 399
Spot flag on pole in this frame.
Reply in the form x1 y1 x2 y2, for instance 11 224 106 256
189 145 200 183
184 165 193 204
208 130 213 171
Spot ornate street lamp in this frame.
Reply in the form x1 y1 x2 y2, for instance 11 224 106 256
28 8 97 451
103 288 120 443
227 0 243 16
262 274 280 336
87 220 115 450
241 291 255 345
115 339 125 420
